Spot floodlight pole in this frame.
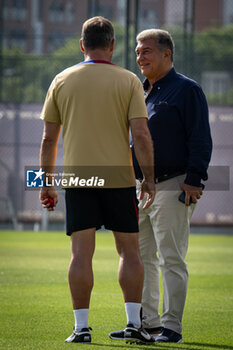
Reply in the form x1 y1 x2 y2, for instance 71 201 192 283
125 0 130 69
87 0 92 17
94 0 99 16
87 0 99 17
183 0 195 76
13 103 21 216
0 0 4 101
134 0 139 73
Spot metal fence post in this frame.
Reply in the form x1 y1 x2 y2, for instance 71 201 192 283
125 0 130 69
183 0 195 76
0 0 4 101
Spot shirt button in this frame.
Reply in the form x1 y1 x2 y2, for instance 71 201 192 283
157 86 160 90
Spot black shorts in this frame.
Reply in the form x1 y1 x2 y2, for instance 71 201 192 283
65 187 139 235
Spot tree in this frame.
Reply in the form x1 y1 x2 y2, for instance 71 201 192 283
194 24 233 72
1 24 233 105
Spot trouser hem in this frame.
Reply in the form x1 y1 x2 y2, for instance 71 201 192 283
162 322 182 335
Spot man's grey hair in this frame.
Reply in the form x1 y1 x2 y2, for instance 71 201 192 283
136 29 175 62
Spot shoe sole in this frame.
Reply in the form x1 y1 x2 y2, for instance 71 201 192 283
65 335 91 343
109 336 124 340
125 337 154 344
156 339 184 344
65 340 91 343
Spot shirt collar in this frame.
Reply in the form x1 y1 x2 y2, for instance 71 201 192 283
143 67 176 91
78 60 115 65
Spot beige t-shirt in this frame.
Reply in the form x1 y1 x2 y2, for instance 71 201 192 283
41 60 148 187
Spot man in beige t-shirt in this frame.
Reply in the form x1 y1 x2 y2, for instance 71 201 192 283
39 16 155 344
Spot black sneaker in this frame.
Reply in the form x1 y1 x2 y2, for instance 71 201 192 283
65 327 92 343
155 328 183 343
124 324 155 344
109 307 145 341
109 329 125 340
109 325 163 340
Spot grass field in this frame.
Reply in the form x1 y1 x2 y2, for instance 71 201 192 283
0 231 233 350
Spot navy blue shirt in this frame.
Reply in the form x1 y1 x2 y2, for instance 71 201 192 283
132 68 212 186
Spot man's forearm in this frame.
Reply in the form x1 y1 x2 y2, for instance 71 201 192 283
133 131 154 182
40 138 57 183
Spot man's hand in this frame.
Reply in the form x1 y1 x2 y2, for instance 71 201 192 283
139 180 156 210
40 187 58 211
180 183 204 206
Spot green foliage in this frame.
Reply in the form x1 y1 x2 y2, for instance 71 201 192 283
53 36 81 58
0 24 130 103
1 24 233 104
193 24 233 105
112 23 125 67
194 24 233 71
206 87 233 106
0 231 233 349
1 39 83 103
162 27 186 72
1 47 26 103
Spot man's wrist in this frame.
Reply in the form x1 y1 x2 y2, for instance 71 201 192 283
41 184 55 189
184 172 202 187
144 177 154 183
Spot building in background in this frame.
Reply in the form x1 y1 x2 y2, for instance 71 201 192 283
223 0 233 26
164 0 185 28
164 0 233 31
0 0 233 228
2 0 233 54
2 0 86 54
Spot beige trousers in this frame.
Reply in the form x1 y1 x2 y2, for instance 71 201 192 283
137 175 195 334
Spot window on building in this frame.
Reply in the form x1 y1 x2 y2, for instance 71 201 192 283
117 0 124 25
65 1 75 24
49 0 65 23
10 29 27 51
202 71 231 94
48 32 70 52
139 9 158 29
12 0 27 21
98 5 114 20
3 1 10 20
3 28 8 49
38 0 44 21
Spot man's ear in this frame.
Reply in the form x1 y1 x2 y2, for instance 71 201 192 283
110 39 115 53
80 39 85 53
164 49 171 59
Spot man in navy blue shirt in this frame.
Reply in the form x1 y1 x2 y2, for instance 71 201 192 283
110 29 212 343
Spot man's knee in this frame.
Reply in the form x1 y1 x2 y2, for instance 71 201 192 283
113 231 140 257
71 229 96 259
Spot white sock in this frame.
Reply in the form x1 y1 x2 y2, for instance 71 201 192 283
73 309 89 332
125 302 141 328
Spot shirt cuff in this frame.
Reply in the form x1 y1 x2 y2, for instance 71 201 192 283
184 172 202 187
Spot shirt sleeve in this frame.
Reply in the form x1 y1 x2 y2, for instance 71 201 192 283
128 76 148 120
183 84 212 186
40 77 61 124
